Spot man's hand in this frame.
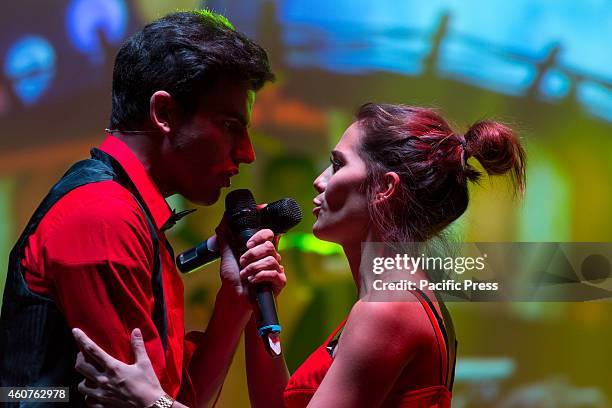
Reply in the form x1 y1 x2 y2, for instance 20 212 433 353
216 214 286 307
72 328 165 408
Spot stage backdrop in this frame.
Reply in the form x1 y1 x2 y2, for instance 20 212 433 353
1 1 611 406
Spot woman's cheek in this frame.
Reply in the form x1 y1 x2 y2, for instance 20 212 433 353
325 178 352 212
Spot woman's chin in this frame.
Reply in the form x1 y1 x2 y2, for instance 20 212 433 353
312 219 330 240
312 222 338 244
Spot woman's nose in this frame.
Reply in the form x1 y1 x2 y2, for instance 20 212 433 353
313 166 330 193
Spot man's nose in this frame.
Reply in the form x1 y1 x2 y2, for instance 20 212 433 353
234 133 256 164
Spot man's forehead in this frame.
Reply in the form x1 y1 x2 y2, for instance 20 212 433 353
198 80 255 117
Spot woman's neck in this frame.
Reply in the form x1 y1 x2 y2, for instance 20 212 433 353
343 233 434 299
342 228 382 297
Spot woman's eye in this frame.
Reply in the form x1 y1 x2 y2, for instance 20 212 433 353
330 156 342 172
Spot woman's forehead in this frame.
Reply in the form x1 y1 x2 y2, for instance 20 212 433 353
335 121 362 153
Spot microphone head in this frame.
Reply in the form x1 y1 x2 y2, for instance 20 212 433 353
226 189 256 211
226 189 259 230
261 198 303 233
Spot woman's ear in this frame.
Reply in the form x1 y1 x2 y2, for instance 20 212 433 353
150 91 179 135
375 172 400 203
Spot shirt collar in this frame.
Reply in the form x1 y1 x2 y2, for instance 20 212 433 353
99 135 193 231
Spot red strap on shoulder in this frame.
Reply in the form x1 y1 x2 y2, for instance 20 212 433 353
411 289 449 388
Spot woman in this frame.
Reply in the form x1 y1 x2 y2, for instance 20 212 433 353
72 103 525 407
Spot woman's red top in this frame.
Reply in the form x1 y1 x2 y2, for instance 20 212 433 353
283 289 456 407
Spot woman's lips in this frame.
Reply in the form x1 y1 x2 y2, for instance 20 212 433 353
313 197 323 216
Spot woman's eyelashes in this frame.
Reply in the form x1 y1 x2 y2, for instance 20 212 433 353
330 156 343 173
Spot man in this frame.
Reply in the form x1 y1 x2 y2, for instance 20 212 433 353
0 10 288 407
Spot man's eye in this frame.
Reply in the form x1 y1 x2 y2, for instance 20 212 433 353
223 120 237 129
221 120 244 134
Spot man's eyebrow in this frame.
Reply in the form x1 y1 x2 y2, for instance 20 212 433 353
226 112 249 127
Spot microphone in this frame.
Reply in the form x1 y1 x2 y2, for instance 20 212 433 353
175 235 219 273
175 198 302 273
226 189 283 357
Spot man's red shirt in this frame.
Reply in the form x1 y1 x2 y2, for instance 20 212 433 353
22 135 197 404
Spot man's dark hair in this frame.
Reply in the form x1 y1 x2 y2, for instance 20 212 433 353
110 10 275 130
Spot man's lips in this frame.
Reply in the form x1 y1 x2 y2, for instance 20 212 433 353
223 168 239 187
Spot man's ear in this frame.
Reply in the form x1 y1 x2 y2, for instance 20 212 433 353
150 91 179 134
375 172 400 203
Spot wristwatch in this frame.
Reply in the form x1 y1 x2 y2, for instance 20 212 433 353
147 393 174 408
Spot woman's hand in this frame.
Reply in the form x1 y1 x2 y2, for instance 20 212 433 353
216 212 286 308
72 327 165 408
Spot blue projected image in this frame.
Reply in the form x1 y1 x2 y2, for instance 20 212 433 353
437 37 536 96
232 0 612 122
578 81 612 122
65 0 128 64
539 70 571 100
284 25 428 76
279 0 435 76
4 36 56 106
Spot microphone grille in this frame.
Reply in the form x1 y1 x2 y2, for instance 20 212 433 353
261 198 303 233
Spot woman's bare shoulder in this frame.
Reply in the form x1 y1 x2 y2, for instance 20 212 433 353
338 295 435 358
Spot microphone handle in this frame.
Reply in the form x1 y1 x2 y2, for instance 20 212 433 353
174 224 282 355
253 283 280 333
235 228 282 357
176 236 219 273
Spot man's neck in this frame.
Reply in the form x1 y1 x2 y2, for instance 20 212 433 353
112 133 172 197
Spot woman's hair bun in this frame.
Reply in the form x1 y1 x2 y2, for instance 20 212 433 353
464 120 526 195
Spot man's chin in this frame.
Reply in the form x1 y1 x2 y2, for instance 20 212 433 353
183 188 221 206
